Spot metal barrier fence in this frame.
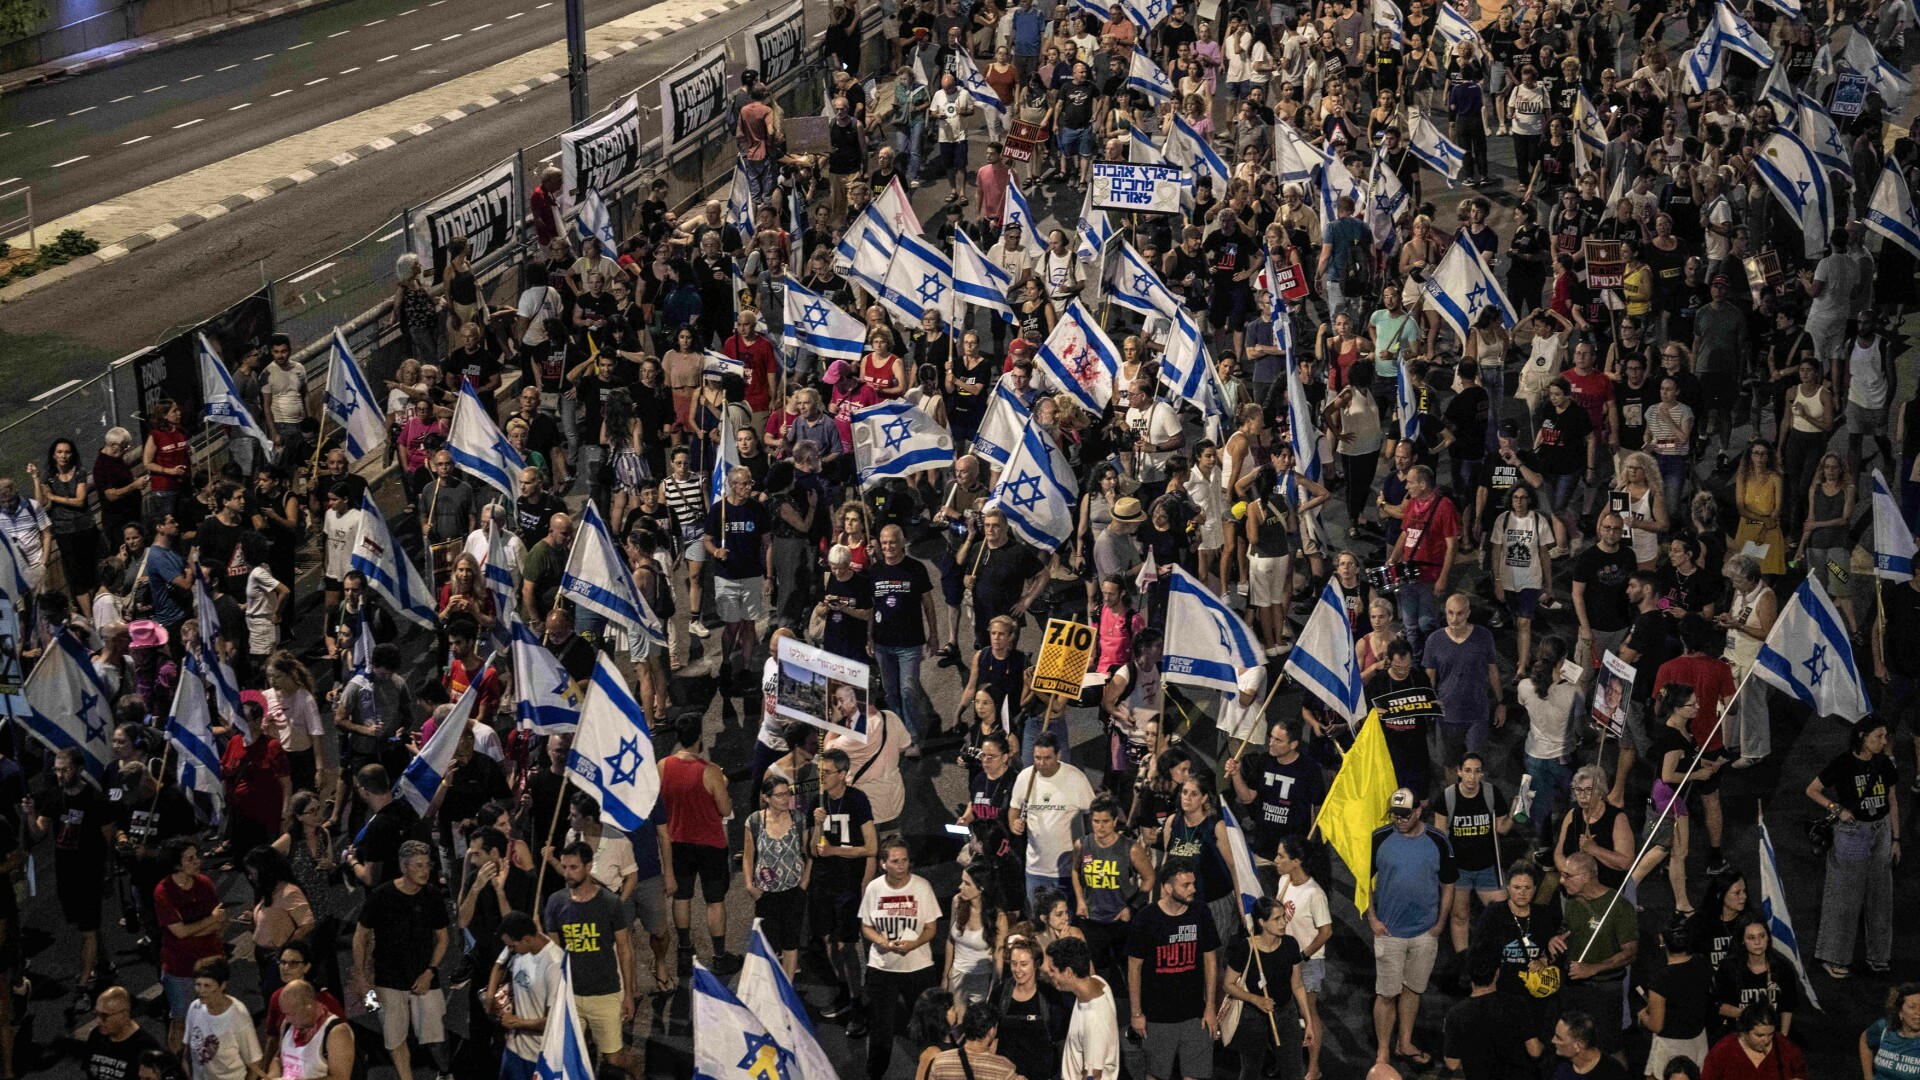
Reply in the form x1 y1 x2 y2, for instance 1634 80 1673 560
0 7 135 73
0 185 34 253
0 9 882 477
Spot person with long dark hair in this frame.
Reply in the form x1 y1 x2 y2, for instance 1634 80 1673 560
244 846 313 998
1223 895 1315 1080
944 865 1007 1005
1808 715 1900 980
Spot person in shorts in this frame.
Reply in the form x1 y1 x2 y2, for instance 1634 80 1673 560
353 841 451 1080
1370 788 1457 1068
1126 858 1220 1080
704 464 772 692
543 842 635 1072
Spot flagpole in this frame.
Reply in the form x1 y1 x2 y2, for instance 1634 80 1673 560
1230 669 1290 764
148 742 172 822
531 777 570 932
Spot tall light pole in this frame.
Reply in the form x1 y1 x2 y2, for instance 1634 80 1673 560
565 0 589 126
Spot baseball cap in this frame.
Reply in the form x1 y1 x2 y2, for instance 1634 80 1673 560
1389 788 1419 815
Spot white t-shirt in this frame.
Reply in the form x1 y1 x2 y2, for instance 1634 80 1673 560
496 939 566 1061
262 362 307 425
859 872 941 972
323 507 363 581
930 88 975 143
1275 875 1332 959
1702 196 1733 261
756 656 787 751
1224 32 1270 83
1508 84 1547 136
1849 338 1889 410
1810 253 1858 326
516 286 565 346
1496 510 1549 591
1217 666 1268 744
245 565 282 654
184 997 261 1080
1062 976 1121 1080
1010 762 1095 875
1125 400 1182 482
830 709 912 824
462 526 524 595
566 827 637 892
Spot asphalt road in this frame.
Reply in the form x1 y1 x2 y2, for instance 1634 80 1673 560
0 0 679 223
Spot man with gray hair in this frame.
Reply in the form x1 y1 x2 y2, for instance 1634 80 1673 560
353 840 450 1080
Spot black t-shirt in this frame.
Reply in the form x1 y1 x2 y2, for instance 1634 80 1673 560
1055 81 1096 128
967 768 1015 828
354 799 423 883
1690 910 1748 970
1472 901 1563 998
1533 402 1592 477
85 1026 163 1080
973 540 1044 620
1241 752 1326 853
1439 783 1505 872
1444 386 1491 462
1818 751 1899 822
46 781 112 870
812 785 876 891
513 492 566 547
870 556 934 648
1614 378 1657 451
1224 935 1300 1008
706 497 771 581
1881 582 1920 678
1715 955 1798 1019
1126 901 1221 1023
1648 956 1715 1041
1648 723 1696 785
194 517 252 599
1477 452 1538 525
358 881 449 988
1203 228 1254 293
1662 564 1721 615
1623 609 1679 702
1443 991 1537 1080
1572 544 1637 633
821 570 874 660
543 885 628 996
1365 669 1442 791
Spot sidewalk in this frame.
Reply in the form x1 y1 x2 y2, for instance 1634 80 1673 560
0 0 341 95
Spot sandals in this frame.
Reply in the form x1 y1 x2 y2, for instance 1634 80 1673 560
1822 962 1852 980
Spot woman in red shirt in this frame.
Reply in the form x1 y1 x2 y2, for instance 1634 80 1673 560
861 329 908 400
1702 1004 1806 1080
142 399 191 516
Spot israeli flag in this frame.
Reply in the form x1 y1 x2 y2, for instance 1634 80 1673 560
782 275 867 362
1004 174 1036 236
737 921 840 1080
1162 564 1264 693
1032 298 1124 415
708 402 742 506
561 501 653 639
21 629 114 778
567 651 661 829
1368 149 1409 246
0 527 35 605
1433 1 1481 48
165 666 225 825
1103 239 1183 319
1396 358 1424 445
1283 342 1323 485
1317 148 1366 226
1422 232 1518 343
1753 0 1800 18
1760 62 1797 121
1682 18 1726 92
349 492 439 630
1076 185 1114 262
1273 120 1319 186
196 334 272 448
477 520 517 645
1127 47 1175 105
190 573 248 739
449 381 526 501
874 175 923 236
1374 0 1406 48
1166 112 1231 189
725 161 757 241
1124 0 1174 32
951 226 1015 321
1220 804 1266 929
954 48 1006 116
693 961 798 1080
508 615 582 733
396 672 487 813
878 229 954 325
1128 126 1166 164
1753 574 1869 722
833 202 897 292
1712 1 1774 66
988 418 1079 551
1753 127 1833 258
1407 113 1466 183
1866 156 1920 261
1796 94 1852 178
1285 580 1367 725
532 956 595 1080
576 187 623 255
1159 310 1228 442
853 400 954 489
1758 822 1822 1010
972 380 1033 467
1841 31 1911 111
1873 469 1916 582
1572 88 1611 165
324 329 388 462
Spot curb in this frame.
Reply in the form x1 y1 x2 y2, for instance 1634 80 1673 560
0 0 750 305
0 0 343 96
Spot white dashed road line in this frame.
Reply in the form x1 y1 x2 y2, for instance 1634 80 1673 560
340 66 361 74
143 84 167 92
180 74 202 82
253 53 274 60
377 54 399 61
471 23 493 30
51 155 90 167
286 41 312 49
271 88 295 96
365 17 385 24
287 260 338 282
411 42 433 50
397 7 418 14
506 11 525 17
216 63 239 71
230 102 252 110
442 33 462 40
110 94 132 102
31 380 81 401
330 29 351 37
69 106 96 115
26 119 55 128
173 118 204 128
121 136 150 145
305 77 329 85
377 228 404 241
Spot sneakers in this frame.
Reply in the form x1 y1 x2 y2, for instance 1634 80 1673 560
1704 852 1731 876
709 952 743 977
820 991 854 1020
846 1008 870 1039
936 643 963 669
689 620 712 639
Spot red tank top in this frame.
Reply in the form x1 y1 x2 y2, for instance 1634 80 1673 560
660 754 726 849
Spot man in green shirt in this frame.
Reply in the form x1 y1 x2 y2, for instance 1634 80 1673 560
1558 851 1637 1055
520 512 572 621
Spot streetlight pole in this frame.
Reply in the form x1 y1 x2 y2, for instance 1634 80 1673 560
565 0 589 127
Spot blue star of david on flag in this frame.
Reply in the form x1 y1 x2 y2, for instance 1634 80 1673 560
735 1029 796 1080
881 416 914 451
607 737 643 786
916 273 945 306
1006 473 1045 511
80 690 105 742
803 301 830 329
1464 282 1490 311
1802 643 1829 687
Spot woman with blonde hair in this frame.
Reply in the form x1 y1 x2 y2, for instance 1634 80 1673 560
384 358 427 423
1611 452 1670 570
438 551 496 632
1799 452 1856 635
263 652 330 802
1732 442 1787 575
1719 554 1778 769
1356 596 1401 679
388 251 444 363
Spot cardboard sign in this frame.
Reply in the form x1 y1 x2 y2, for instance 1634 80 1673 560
1090 162 1185 215
1005 119 1047 163
1032 619 1096 699
1583 239 1626 289
1830 71 1869 118
1271 261 1311 300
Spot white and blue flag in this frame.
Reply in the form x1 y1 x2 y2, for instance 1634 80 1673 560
738 921 840 1080
478 520 518 649
693 961 796 1080
561 501 653 639
1162 564 1264 694
1396 358 1424 445
1285 580 1367 726
1032 298 1124 414
878 229 954 325
1125 0 1174 33
1407 113 1466 182
1796 93 1852 177
576 186 622 255
190 573 247 739
1076 185 1115 262
532 956 595 1080
1758 822 1822 1010
567 651 660 830
1712 2 1774 65
951 226 1014 321
1317 148 1366 226
165 667 225 825
708 406 742 506
1283 344 1323 484
1128 126 1165 164
1433 2 1481 48
1004 174 1036 237
1103 239 1183 319
1273 121 1319 186
397 674 487 813
852 400 954 489
1166 112 1231 189
988 418 1079 551
972 380 1032 468
1159 310 1228 441
1753 0 1800 18
1572 89 1610 172
1754 126 1833 258
350 493 439 630
449 381 526 501
1127 47 1175 105
1753 573 1869 722
1368 149 1409 246
1760 61 1797 121
1873 469 1916 582
1220 804 1265 930
510 616 582 734
953 48 1006 116
725 161 757 241
197 334 272 448
834 202 897 292
21 629 113 778
324 329 388 462
1374 0 1406 48
1866 156 1920 261
1422 232 1518 344
1683 1 1774 92
1841 29 1910 111
0 527 35 605
782 276 867 362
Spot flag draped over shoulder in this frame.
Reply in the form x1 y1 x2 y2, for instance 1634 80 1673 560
1319 709 1400 913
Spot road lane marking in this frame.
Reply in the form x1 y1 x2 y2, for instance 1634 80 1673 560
287 41 312 49
365 17 385 24
377 54 399 61
180 74 203 83
110 94 133 102
377 227 404 240
216 63 239 71
441 33 462 40
31 380 81 402
271 88 295 96
411 42 433 49
540 150 561 162
253 52 273 59
339 66 361 74
51 155 90 167
229 102 252 110
397 7 417 13
305 77 329 85
470 22 493 30
121 135 150 145
173 118 204 128
143 84 167 92
0 178 18 185
506 10 525 16
27 119 55 128
287 260 338 282
69 106 96 115
329 29 351 37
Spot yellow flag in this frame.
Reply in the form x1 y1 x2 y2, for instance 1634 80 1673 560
1317 708 1400 914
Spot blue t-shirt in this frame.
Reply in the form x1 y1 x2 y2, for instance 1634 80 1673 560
1370 824 1456 937
1012 8 1044 54
1422 625 1497 729
147 545 188 625
705 497 770 581
1867 1019 1920 1080
1324 217 1369 279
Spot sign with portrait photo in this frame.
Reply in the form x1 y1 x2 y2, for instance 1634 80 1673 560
774 636 873 743
1591 650 1633 738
